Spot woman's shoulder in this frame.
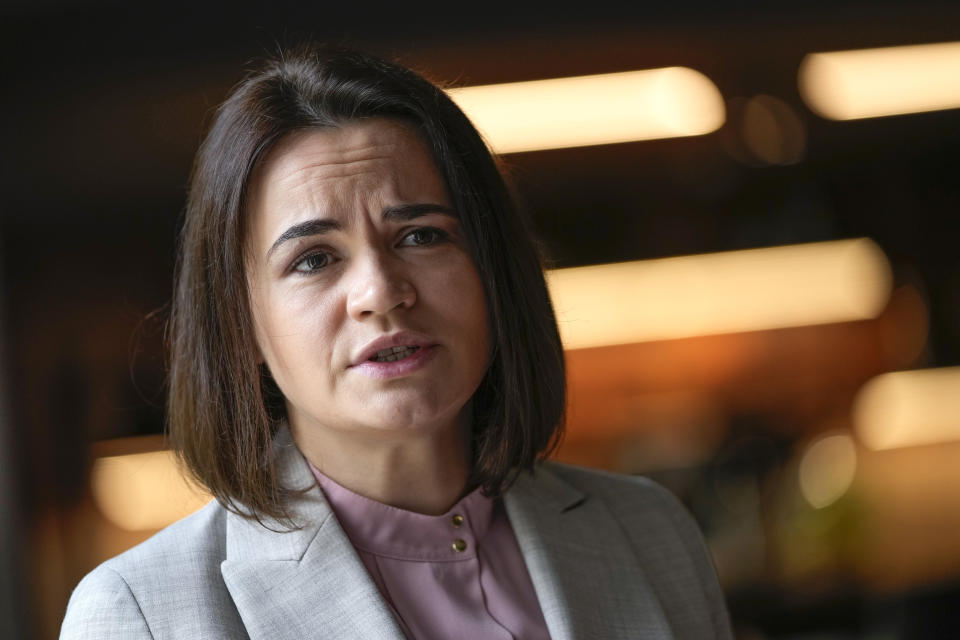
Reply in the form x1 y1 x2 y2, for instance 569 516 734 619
532 460 714 576
531 461 732 638
535 460 685 515
94 497 228 578
61 499 238 639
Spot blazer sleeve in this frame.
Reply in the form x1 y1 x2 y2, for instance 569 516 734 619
60 566 155 640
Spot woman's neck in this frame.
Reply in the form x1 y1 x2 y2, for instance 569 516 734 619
291 416 472 515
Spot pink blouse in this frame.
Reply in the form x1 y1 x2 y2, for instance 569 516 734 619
310 466 552 640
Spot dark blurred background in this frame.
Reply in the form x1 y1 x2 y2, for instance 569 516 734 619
2 1 960 638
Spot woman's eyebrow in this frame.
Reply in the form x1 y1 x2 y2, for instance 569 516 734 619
266 203 456 259
382 203 456 221
267 219 340 259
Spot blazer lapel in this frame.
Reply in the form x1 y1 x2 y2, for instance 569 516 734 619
220 433 406 640
505 465 674 640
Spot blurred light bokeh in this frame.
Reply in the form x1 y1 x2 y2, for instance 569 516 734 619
854 366 960 450
449 66 726 152
547 238 892 348
90 444 209 532
800 41 960 120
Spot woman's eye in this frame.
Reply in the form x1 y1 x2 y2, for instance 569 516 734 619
400 227 449 247
292 251 331 273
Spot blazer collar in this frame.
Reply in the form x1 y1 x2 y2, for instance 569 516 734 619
505 464 674 640
219 430 672 640
220 429 406 640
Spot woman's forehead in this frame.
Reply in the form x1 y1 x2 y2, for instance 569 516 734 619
269 121 419 175
244 119 451 245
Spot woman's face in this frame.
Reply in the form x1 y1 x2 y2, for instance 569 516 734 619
245 119 490 446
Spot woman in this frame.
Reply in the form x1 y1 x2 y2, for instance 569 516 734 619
61 47 732 639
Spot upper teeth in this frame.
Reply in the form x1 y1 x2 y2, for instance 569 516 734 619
371 346 419 362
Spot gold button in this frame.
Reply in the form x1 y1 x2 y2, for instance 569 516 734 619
451 514 464 527
452 539 468 552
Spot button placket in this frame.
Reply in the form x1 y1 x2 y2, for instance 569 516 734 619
450 512 469 552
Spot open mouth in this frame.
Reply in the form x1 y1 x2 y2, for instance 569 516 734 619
369 345 421 363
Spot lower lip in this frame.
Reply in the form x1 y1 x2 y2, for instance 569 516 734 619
351 345 438 379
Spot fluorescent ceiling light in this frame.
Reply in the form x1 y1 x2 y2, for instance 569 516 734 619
547 238 892 350
91 450 209 531
447 67 725 153
799 41 960 120
854 367 960 450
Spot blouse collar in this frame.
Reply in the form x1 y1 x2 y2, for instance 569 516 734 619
309 463 493 561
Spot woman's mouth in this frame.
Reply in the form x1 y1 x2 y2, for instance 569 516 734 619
354 344 437 379
370 346 421 363
351 332 438 379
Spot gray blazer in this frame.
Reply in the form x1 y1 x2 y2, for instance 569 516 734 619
61 433 732 639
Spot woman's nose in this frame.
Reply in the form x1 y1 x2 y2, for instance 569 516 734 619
345 252 416 320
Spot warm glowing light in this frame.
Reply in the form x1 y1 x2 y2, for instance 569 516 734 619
740 95 806 165
799 432 858 509
91 450 210 531
547 238 891 349
799 41 960 120
854 367 960 450
447 67 725 153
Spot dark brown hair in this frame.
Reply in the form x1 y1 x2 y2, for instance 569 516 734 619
168 46 565 522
